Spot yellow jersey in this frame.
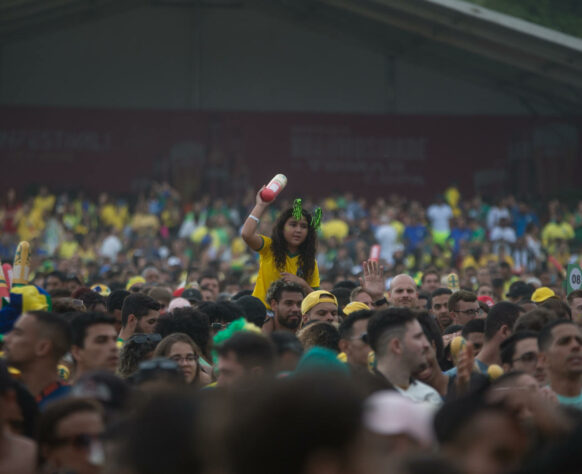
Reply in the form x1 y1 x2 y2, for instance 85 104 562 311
252 235 320 307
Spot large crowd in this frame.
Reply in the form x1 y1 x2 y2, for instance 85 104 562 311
1 183 582 474
2 184 582 293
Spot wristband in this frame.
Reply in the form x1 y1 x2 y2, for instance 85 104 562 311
248 215 260 223
372 297 388 307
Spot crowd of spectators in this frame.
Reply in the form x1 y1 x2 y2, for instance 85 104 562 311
1 184 581 295
2 183 582 474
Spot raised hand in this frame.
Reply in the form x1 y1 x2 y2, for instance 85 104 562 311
359 259 385 300
455 341 475 395
255 186 269 206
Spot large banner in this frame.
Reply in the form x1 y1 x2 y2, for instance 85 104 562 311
0 106 580 201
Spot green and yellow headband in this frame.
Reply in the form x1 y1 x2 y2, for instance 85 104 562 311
292 198 322 231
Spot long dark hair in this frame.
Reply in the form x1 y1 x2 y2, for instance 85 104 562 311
271 207 317 282
154 333 202 385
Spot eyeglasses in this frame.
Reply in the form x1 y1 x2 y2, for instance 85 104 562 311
513 351 538 364
170 354 198 363
211 323 225 331
453 308 479 317
131 333 162 344
52 433 102 449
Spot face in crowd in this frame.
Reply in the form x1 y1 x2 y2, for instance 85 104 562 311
73 324 119 374
389 275 418 308
431 294 451 330
167 341 199 384
451 299 480 326
270 290 303 330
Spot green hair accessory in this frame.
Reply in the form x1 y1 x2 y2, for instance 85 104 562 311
311 207 322 230
292 198 303 221
211 317 262 364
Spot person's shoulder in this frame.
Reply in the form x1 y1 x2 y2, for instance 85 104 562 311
411 379 439 394
410 380 443 405
258 235 271 253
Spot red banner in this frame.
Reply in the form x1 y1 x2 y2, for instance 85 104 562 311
0 106 580 201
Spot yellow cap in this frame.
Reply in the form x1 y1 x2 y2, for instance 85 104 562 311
301 290 338 315
126 276 146 291
91 283 111 296
343 301 370 315
531 287 555 303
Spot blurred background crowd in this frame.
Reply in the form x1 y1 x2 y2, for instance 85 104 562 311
2 184 581 297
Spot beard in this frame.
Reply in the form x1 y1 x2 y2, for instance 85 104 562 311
437 315 452 328
277 314 301 330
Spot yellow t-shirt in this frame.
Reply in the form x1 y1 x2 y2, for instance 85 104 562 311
58 240 79 259
320 219 349 242
252 235 320 307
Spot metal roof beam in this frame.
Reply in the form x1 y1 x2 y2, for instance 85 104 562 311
316 0 582 90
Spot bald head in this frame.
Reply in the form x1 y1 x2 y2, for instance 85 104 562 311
389 274 418 308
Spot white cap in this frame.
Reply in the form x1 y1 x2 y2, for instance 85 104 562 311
168 297 191 312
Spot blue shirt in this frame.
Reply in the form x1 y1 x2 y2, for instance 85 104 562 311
448 228 472 255
37 382 71 410
445 359 489 378
403 225 428 252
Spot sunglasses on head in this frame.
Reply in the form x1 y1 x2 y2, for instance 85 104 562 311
131 333 162 345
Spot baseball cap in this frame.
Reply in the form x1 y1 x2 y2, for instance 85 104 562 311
506 281 533 299
477 295 494 307
343 301 370 315
531 287 556 303
91 283 111 297
182 288 202 304
126 276 146 291
300 290 338 315
168 297 191 312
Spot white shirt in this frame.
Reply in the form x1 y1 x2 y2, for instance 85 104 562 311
487 206 511 230
375 224 398 264
490 226 516 243
396 380 443 408
427 204 452 233
100 234 122 260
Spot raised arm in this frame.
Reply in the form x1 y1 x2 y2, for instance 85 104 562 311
241 187 270 251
